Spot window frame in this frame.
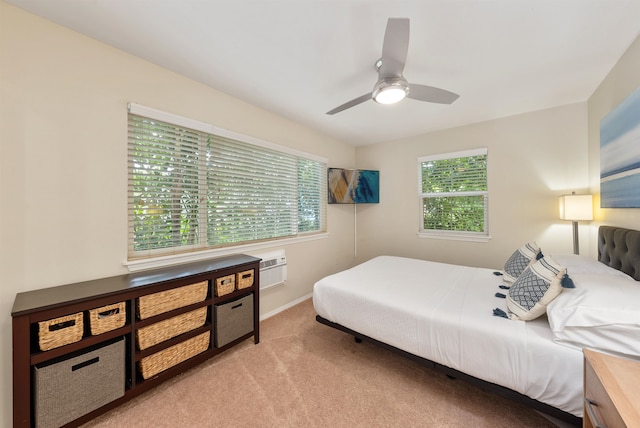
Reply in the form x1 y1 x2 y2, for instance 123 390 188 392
126 103 328 271
417 148 490 242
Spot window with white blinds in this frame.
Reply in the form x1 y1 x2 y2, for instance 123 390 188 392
128 104 326 260
418 148 489 239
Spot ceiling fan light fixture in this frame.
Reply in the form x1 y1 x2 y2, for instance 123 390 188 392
326 18 459 115
372 79 409 105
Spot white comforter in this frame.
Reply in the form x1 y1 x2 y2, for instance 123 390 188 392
313 256 583 417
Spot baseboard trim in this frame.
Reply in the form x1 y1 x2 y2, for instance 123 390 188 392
259 293 312 321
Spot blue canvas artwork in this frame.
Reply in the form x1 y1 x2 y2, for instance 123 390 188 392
328 168 379 204
600 87 640 208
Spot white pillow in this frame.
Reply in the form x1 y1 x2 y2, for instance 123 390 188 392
502 242 541 285
550 254 634 279
552 324 639 357
506 256 566 321
547 273 640 356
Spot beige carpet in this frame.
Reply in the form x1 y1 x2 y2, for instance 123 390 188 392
83 298 558 427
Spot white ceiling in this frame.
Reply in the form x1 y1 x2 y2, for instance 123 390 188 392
7 0 640 146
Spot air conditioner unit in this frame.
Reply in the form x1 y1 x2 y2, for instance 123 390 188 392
252 250 287 290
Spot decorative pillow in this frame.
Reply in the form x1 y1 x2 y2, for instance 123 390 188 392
502 242 541 285
506 256 567 321
546 273 640 356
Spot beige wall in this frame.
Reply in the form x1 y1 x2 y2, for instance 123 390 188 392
355 102 589 269
0 4 355 425
355 31 640 267
587 33 640 255
3 0 640 425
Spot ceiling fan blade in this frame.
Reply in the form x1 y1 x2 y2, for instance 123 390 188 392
407 84 459 104
326 93 372 115
378 18 410 78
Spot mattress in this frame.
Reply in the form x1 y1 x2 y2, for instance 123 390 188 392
313 255 583 417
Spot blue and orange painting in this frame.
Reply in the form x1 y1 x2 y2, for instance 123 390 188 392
600 87 640 208
328 168 379 204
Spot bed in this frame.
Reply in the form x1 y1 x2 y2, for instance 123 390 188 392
313 225 640 425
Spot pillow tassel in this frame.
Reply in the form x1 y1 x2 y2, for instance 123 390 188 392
493 308 509 318
561 273 575 288
499 285 510 290
495 292 506 298
536 251 544 260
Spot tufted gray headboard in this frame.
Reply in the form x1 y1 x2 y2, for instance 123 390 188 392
598 226 640 281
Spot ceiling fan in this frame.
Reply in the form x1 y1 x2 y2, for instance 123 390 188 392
326 18 459 115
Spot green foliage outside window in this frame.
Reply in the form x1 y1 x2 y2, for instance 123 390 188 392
129 114 325 256
422 196 485 232
419 152 488 234
130 121 202 251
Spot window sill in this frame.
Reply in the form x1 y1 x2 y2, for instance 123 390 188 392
124 233 328 272
417 231 492 243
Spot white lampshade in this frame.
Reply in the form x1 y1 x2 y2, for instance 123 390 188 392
559 194 593 221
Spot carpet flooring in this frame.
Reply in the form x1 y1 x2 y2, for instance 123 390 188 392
83 298 558 427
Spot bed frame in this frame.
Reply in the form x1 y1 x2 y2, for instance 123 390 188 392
316 225 640 427
598 225 640 280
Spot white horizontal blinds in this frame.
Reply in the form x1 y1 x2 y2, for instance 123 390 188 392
420 148 487 195
128 114 206 255
127 104 327 260
421 195 487 232
419 148 488 233
297 158 326 233
206 135 298 245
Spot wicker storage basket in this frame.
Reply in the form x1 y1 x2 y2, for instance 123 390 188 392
214 274 235 296
138 332 210 379
137 281 208 320
136 307 207 350
236 269 255 290
89 302 126 335
38 312 84 351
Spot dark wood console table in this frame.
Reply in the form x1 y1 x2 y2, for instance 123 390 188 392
12 254 260 427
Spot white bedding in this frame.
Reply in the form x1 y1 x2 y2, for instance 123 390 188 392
313 255 583 417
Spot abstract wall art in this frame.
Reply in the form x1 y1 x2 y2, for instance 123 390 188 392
600 87 640 208
328 168 379 204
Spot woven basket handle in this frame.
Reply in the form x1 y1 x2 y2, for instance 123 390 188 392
97 308 120 319
48 319 76 332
